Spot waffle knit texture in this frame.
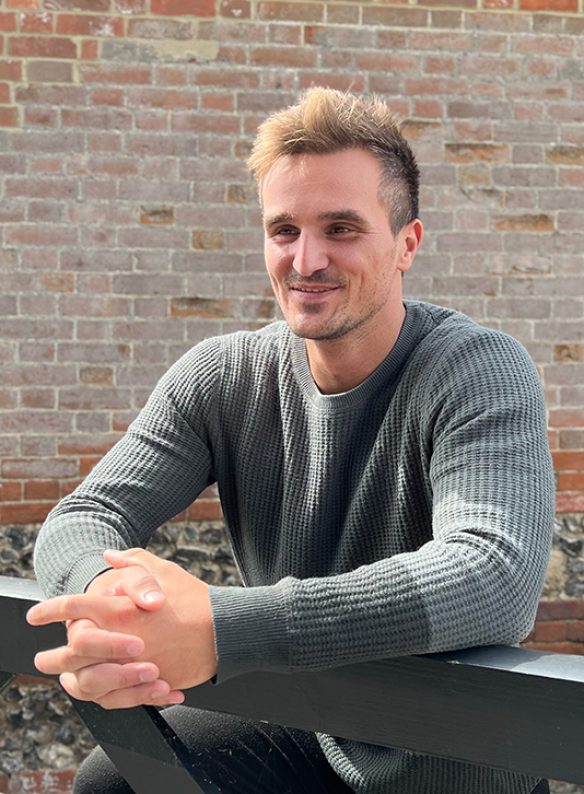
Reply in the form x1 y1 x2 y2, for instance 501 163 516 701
35 300 555 794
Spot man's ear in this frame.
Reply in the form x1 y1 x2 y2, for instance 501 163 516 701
397 219 423 274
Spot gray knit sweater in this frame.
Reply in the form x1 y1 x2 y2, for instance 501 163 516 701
35 300 555 794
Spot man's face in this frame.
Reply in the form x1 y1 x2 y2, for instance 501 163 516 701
262 148 418 344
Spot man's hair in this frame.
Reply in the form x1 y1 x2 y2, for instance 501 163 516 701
247 87 420 234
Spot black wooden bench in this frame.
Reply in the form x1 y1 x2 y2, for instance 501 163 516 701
2 574 584 793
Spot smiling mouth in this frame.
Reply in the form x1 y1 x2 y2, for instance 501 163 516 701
289 285 340 293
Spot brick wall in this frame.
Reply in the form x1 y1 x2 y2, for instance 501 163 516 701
1 2 583 523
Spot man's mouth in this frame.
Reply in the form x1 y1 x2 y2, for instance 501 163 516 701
291 286 337 293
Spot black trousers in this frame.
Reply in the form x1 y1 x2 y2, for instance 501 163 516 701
73 705 550 794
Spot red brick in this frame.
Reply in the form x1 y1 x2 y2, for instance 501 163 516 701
24 480 61 500
549 408 584 428
533 621 567 642
552 450 584 470
90 87 124 106
0 481 22 501
6 768 76 793
557 472 584 491
251 46 317 68
0 59 22 80
56 14 124 36
61 480 82 497
58 436 117 455
363 7 428 26
220 0 251 18
0 83 11 103
0 12 17 30
0 106 19 127
151 0 216 15
154 65 186 86
7 0 40 7
3 458 77 479
523 640 584 655
45 0 109 8
80 64 152 84
201 92 234 112
19 11 53 32
566 621 584 642
537 601 584 621
22 388 56 409
9 35 77 58
0 502 52 523
81 39 98 60
520 0 577 8
556 493 584 512
79 455 101 476
184 498 223 521
327 4 359 23
257 1 324 21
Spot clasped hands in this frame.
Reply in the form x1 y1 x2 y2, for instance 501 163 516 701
26 549 218 710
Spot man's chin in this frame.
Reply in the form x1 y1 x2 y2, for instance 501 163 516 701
287 319 351 342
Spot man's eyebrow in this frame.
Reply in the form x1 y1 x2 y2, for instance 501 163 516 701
317 210 367 224
263 211 294 229
263 209 367 228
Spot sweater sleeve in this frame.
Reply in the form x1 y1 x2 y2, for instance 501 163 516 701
209 329 555 681
34 338 223 598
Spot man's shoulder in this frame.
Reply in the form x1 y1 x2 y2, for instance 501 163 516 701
404 300 536 389
407 299 525 356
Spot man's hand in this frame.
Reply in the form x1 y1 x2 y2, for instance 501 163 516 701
27 550 218 709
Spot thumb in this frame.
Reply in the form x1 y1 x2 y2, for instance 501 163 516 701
103 549 166 611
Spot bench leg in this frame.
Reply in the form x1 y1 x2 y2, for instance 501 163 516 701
0 671 14 694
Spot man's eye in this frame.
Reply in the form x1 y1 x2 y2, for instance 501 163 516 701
273 227 298 237
329 225 353 235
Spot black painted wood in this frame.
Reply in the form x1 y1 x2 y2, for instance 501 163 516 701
2 575 584 789
71 701 214 794
185 647 584 784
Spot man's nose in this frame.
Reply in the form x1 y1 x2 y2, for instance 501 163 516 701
292 233 329 276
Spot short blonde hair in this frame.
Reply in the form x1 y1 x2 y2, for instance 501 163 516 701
248 88 420 234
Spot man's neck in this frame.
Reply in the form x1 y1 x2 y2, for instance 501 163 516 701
304 305 406 395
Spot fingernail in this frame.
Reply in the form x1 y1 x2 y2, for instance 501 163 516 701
143 591 164 605
169 692 185 704
138 667 157 683
125 639 143 656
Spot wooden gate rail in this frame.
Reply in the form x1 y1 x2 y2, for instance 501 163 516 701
2 574 584 793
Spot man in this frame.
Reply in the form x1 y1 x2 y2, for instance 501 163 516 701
28 88 554 793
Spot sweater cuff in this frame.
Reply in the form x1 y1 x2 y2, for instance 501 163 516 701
209 581 292 683
64 552 113 595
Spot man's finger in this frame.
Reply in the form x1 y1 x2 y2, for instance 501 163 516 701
68 621 145 660
101 550 166 611
67 662 161 700
60 671 185 710
27 593 128 626
34 629 144 675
